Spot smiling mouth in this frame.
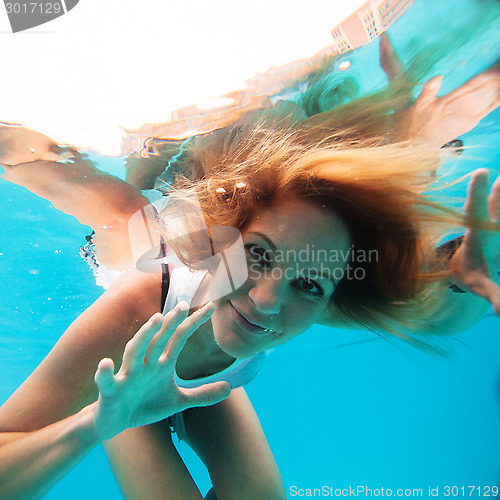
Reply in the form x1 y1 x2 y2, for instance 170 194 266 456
229 303 276 335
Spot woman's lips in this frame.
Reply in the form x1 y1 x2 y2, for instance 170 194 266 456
229 303 274 336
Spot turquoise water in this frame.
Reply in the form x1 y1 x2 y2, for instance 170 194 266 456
1 0 500 498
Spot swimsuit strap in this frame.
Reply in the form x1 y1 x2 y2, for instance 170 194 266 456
160 237 170 311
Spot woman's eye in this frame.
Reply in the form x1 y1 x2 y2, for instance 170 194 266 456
294 278 324 297
245 244 271 268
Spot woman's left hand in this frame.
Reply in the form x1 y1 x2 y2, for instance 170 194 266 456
450 169 500 315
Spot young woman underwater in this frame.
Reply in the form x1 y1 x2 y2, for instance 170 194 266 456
1 114 500 499
0 38 500 500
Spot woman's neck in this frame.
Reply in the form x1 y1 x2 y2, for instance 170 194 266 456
175 319 235 380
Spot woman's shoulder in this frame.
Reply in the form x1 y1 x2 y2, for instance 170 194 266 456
103 269 164 320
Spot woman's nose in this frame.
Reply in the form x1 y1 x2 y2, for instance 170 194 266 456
248 274 287 314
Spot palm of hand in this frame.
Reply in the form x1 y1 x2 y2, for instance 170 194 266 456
92 304 231 441
405 71 500 148
95 349 184 435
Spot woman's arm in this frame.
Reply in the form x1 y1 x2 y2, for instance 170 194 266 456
0 125 151 269
0 125 149 227
0 406 100 499
0 271 160 498
0 269 230 498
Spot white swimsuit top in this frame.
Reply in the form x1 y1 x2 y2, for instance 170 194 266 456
164 266 268 390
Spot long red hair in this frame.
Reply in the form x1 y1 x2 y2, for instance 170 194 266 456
159 117 484 338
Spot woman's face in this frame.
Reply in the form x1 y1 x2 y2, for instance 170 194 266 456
210 196 352 358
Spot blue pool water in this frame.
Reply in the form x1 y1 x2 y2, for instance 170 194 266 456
1 0 500 498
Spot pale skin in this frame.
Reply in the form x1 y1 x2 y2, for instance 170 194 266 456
1 66 498 270
0 198 352 499
451 169 500 315
0 138 499 500
0 189 498 498
401 71 500 148
0 40 499 500
0 301 232 499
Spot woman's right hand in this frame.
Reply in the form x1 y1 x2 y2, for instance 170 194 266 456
449 170 500 315
401 70 500 148
92 301 231 442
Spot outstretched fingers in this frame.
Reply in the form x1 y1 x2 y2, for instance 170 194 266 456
379 33 405 82
143 301 191 363
159 302 216 363
443 71 500 124
120 312 167 372
94 358 117 397
465 169 490 222
416 76 443 106
460 170 500 314
116 301 215 375
446 70 500 103
488 174 500 223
